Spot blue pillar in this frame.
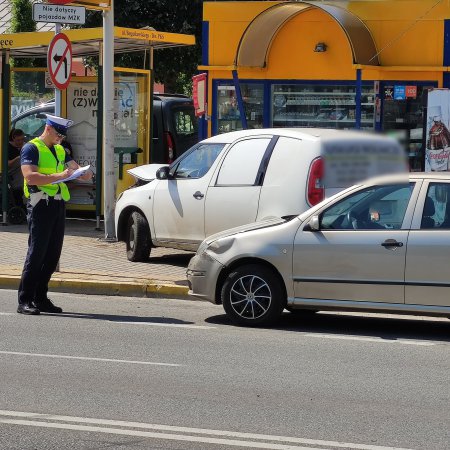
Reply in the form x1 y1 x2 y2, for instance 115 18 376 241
443 19 450 88
199 21 209 140
232 69 248 129
355 68 362 130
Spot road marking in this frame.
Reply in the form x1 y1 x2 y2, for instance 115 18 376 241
303 334 435 346
0 351 182 367
0 312 15 316
115 321 216 329
0 411 414 450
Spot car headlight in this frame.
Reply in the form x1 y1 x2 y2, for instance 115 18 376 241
198 237 235 256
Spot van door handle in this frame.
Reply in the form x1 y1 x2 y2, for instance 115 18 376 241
193 191 204 200
381 239 403 248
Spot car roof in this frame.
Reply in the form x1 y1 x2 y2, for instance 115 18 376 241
202 128 401 145
11 102 54 121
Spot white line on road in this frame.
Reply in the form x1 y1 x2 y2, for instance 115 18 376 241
0 312 15 316
303 333 435 346
0 351 182 367
115 321 216 329
0 411 414 450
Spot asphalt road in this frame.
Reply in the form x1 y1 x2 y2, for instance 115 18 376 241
0 290 449 450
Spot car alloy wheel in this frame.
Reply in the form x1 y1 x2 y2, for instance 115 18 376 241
221 264 285 326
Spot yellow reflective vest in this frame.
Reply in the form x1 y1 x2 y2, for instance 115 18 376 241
24 138 70 201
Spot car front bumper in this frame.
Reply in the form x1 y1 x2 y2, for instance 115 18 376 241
186 252 225 304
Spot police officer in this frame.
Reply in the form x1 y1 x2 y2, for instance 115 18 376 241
17 115 93 315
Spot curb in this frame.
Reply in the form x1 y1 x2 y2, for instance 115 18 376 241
0 276 190 299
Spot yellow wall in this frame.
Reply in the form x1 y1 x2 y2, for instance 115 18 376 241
204 0 448 77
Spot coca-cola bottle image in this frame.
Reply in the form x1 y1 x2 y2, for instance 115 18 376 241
426 105 450 171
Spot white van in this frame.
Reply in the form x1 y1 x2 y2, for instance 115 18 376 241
115 128 407 262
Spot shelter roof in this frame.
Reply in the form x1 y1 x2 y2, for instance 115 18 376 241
0 26 195 58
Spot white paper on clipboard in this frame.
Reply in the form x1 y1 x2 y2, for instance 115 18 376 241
51 165 90 184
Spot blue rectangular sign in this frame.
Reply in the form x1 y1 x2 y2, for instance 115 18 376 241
394 85 406 100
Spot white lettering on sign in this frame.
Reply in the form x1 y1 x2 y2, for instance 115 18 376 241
33 4 86 24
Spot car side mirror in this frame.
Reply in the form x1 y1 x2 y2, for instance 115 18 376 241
304 215 320 232
156 166 170 180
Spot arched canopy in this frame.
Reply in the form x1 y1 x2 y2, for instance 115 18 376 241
235 1 380 67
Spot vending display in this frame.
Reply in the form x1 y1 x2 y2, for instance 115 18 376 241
271 84 375 130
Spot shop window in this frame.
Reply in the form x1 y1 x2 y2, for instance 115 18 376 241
271 83 375 131
382 85 432 172
216 83 264 134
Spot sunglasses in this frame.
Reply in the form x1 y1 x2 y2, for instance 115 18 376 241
53 129 66 139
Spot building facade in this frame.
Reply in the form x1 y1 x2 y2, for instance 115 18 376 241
199 0 450 171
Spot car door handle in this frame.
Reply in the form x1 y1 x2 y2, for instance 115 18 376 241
381 239 403 248
193 191 204 200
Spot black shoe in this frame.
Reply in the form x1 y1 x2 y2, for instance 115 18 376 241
33 298 63 314
17 304 40 315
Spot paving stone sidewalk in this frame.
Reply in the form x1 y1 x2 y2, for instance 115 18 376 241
0 218 193 298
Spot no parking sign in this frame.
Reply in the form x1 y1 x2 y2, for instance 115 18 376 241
47 33 72 90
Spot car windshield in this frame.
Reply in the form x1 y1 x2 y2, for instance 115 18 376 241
170 143 225 179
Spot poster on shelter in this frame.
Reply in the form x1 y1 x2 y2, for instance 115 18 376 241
425 89 450 172
66 78 138 204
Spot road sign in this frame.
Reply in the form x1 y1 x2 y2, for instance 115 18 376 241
45 72 55 89
47 33 73 90
33 3 86 25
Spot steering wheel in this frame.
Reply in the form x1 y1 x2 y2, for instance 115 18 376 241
346 210 361 229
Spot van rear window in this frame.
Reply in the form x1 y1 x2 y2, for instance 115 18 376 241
172 106 198 137
323 141 407 188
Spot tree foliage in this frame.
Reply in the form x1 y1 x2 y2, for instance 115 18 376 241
10 0 37 67
84 0 203 93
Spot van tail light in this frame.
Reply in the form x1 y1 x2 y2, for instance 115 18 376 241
164 131 175 164
307 157 324 206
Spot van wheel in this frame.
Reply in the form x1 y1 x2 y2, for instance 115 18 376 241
126 211 151 262
8 206 26 225
221 264 285 326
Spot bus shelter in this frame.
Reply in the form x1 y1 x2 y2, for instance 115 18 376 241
0 26 195 226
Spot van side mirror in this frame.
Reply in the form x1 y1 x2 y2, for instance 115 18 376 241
156 166 170 180
304 215 320 232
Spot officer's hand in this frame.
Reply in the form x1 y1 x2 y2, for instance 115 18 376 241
61 168 74 179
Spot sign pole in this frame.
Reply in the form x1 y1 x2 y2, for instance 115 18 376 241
103 0 116 239
55 23 61 116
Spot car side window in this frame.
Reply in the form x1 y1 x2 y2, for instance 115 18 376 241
216 138 271 186
172 143 225 179
320 183 414 230
420 183 450 229
172 107 198 137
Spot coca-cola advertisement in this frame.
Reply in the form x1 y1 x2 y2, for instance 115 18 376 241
425 89 450 172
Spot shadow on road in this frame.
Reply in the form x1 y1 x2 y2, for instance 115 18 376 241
45 311 195 325
149 253 194 267
206 311 450 343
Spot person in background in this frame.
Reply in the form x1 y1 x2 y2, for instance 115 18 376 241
7 128 25 205
17 115 93 315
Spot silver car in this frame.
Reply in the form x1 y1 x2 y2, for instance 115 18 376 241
187 173 450 326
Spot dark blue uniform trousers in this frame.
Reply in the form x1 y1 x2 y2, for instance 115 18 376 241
18 197 66 306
